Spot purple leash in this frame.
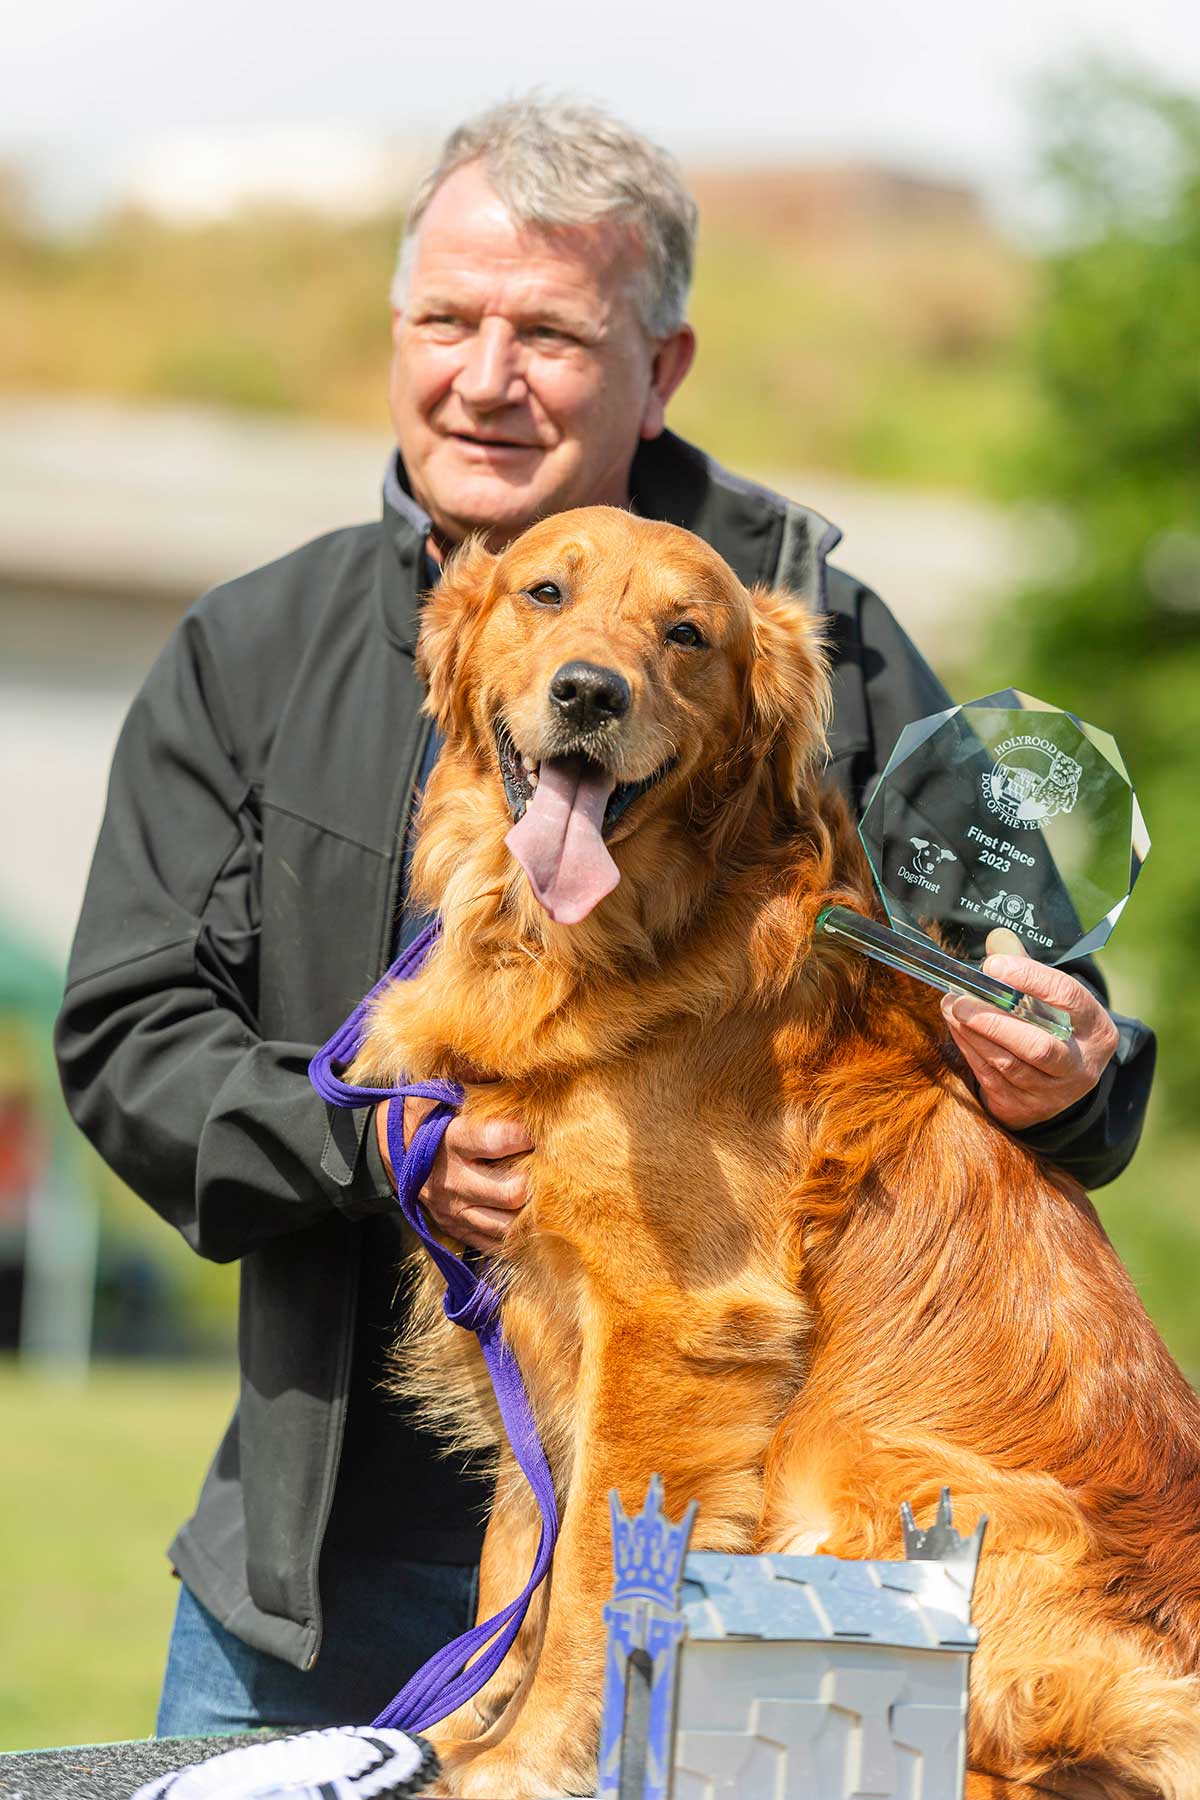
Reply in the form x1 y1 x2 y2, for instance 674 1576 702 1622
309 919 559 1733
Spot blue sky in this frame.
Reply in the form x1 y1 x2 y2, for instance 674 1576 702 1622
5 0 1198 221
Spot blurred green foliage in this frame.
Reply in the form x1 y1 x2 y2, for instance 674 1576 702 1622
993 63 1200 1117
977 64 1200 1380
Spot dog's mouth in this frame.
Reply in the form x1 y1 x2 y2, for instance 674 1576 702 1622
494 718 674 924
494 721 671 833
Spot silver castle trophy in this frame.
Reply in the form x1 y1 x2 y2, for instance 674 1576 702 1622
817 691 1150 1041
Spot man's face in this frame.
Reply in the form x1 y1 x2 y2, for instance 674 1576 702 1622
388 161 694 550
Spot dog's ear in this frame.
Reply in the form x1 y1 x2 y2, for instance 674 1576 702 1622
746 586 832 812
416 535 499 740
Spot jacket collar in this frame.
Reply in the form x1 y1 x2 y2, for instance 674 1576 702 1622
375 433 844 654
630 431 843 610
376 455 432 654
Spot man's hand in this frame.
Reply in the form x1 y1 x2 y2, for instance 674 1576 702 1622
375 1098 532 1252
940 928 1119 1131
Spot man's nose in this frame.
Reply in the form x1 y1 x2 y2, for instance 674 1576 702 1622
549 662 632 733
455 318 525 409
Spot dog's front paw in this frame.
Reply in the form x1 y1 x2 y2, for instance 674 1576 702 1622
417 1737 479 1797
424 1698 493 1752
439 1739 595 1799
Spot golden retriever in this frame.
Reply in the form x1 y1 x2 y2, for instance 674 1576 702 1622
350 507 1200 1800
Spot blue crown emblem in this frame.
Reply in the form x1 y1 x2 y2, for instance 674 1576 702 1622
609 1475 698 1609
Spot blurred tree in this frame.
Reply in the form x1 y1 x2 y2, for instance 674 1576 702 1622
1002 61 1200 1114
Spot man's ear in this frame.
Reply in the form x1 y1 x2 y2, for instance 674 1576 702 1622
746 586 832 813
416 536 498 739
638 325 696 440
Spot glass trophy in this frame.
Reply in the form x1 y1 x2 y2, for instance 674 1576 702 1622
817 691 1150 1041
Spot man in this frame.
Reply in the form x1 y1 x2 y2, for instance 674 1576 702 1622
55 98 1153 1734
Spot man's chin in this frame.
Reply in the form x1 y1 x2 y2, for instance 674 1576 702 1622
425 464 566 551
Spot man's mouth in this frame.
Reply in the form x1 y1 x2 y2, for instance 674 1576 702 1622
494 719 675 924
450 432 540 452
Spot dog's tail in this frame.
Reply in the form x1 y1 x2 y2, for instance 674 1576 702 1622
973 1617 1200 1799
762 1425 1200 1797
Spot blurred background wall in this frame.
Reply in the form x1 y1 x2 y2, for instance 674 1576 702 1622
1 0 1197 1753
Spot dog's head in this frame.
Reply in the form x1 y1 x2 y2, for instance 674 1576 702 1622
417 507 831 925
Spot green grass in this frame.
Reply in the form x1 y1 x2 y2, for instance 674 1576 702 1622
0 1360 235 1752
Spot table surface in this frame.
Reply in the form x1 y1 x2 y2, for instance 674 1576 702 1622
0 1732 305 1800
0 1732 563 1798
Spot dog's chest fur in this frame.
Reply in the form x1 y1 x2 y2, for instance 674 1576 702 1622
377 968 817 1498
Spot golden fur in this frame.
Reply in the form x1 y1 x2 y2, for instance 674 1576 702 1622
349 508 1200 1799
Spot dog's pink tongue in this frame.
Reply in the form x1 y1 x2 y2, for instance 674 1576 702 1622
505 758 619 923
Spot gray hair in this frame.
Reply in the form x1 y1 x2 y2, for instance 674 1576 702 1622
391 96 698 338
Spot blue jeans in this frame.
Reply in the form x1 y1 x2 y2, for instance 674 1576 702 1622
156 1560 479 1736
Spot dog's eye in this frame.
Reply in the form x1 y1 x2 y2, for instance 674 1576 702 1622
524 582 562 607
666 621 706 649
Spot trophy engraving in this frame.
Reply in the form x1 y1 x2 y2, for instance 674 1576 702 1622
818 690 1150 1039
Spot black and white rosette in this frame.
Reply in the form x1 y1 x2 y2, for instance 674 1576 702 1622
129 1725 438 1800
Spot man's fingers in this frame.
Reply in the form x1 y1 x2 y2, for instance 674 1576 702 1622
442 1156 527 1211
941 947 1117 1130
383 1103 533 1248
450 1204 520 1248
945 1013 1059 1093
422 1190 518 1251
982 954 1102 1024
424 1161 524 1241
375 1101 395 1183
407 1105 534 1167
946 1021 1063 1128
979 958 1117 1067
951 1031 996 1091
445 1114 534 1161
943 993 1076 1075
401 1093 437 1152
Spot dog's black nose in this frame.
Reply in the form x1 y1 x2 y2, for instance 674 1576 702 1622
548 661 631 732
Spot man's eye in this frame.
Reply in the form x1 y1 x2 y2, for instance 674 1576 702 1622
666 621 706 648
525 582 563 606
